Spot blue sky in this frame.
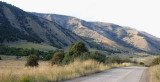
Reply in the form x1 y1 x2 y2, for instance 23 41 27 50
1 0 160 38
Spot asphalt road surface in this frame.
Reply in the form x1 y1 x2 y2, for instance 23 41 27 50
63 66 149 82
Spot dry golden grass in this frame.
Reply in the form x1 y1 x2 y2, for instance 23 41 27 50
0 60 133 82
149 65 160 82
132 56 157 65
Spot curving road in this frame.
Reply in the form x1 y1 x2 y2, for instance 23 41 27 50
63 66 149 82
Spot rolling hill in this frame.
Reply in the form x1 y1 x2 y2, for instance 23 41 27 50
32 13 160 54
1 1 160 54
0 2 83 49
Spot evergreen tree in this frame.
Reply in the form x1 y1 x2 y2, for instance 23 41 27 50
63 41 88 64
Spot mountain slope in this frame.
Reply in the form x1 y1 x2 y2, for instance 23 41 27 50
32 13 160 53
0 2 82 49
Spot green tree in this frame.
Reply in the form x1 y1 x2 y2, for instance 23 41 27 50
63 41 88 64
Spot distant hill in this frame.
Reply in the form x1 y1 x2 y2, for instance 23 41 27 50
32 13 160 54
0 2 83 49
1 1 160 54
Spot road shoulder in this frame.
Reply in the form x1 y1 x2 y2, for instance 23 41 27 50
140 67 150 82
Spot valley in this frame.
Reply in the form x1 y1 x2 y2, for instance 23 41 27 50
0 1 160 82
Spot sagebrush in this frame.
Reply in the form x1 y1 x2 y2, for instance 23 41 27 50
151 56 160 66
50 52 64 65
25 55 39 67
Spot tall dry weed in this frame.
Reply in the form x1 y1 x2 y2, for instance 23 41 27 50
0 59 133 82
149 65 160 82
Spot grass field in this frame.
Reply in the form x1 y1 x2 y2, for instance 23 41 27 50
10 43 58 51
0 59 133 82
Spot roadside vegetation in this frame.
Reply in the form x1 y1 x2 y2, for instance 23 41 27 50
131 56 157 66
149 56 160 82
131 55 160 82
0 59 133 82
0 41 135 82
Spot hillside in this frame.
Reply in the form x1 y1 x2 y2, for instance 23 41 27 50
0 2 82 49
32 13 160 53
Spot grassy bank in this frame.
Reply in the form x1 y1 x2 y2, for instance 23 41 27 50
11 43 58 51
149 56 160 82
149 65 160 82
0 60 133 82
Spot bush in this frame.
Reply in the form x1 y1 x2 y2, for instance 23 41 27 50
90 51 106 62
25 55 39 67
50 52 64 65
44 54 53 60
63 41 88 64
74 51 106 63
105 56 131 64
78 52 91 60
140 62 144 65
105 56 121 64
133 61 138 64
151 56 160 66
0 56 1 60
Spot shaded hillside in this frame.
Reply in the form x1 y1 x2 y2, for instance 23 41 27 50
32 13 160 53
0 2 82 49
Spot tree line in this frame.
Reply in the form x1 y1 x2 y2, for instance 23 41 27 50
0 41 134 67
0 46 61 60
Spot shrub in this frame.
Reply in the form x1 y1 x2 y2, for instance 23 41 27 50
151 56 160 66
75 51 106 63
0 56 1 60
50 52 64 65
44 54 53 60
25 55 39 67
90 51 106 62
105 56 131 64
133 61 138 64
78 52 91 61
63 41 88 64
105 56 120 64
140 62 144 65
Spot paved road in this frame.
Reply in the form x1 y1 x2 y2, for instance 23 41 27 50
63 66 149 82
